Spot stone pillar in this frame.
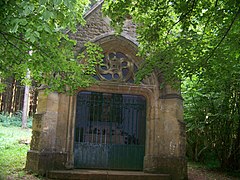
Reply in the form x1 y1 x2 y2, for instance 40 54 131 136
144 85 187 179
26 90 60 175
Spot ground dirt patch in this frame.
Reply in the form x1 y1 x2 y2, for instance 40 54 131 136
188 165 239 180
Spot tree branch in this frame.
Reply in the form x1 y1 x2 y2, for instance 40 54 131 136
0 31 32 49
165 0 197 38
0 31 51 59
201 0 219 40
0 31 27 56
205 7 240 63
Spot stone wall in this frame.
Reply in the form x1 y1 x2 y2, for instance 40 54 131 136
69 3 137 53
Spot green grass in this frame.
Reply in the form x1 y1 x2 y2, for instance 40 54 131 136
0 124 32 179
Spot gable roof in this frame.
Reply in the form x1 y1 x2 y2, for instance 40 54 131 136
84 0 104 19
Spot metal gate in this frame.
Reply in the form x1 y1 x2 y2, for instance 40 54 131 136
74 91 146 170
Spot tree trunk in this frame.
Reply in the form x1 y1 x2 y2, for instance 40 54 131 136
22 70 30 128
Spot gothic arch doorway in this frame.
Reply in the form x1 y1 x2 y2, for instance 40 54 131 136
74 91 146 170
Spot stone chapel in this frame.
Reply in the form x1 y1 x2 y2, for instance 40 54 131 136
26 1 187 179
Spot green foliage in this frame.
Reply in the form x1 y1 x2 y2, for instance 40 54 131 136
43 42 104 94
0 125 32 179
0 111 32 128
182 74 240 170
103 0 240 83
103 0 240 171
0 0 104 93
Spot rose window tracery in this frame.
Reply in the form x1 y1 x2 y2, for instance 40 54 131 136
96 52 136 83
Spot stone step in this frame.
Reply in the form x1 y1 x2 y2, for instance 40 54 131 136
47 169 171 180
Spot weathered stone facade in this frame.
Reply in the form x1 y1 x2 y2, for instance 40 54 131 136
26 2 187 179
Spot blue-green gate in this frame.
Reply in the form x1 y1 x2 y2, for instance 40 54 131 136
74 91 146 170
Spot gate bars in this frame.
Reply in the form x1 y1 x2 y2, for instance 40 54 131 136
74 91 146 170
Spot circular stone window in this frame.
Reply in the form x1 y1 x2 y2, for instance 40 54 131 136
96 52 136 83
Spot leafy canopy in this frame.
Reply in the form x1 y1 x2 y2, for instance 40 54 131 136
103 0 240 170
0 0 103 93
103 0 240 83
